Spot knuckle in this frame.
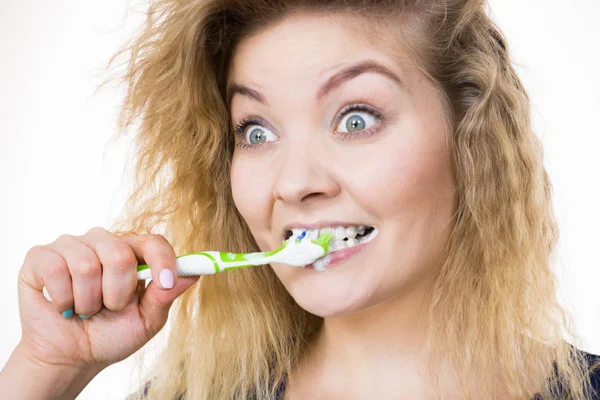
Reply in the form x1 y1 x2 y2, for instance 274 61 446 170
73 255 100 278
104 244 137 272
143 234 173 255
25 245 46 260
144 233 167 246
46 259 68 279
55 233 74 245
86 226 108 236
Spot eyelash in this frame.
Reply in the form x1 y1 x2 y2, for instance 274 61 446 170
233 104 387 150
234 119 262 150
336 104 387 141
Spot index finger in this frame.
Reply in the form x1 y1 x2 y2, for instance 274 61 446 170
116 233 178 290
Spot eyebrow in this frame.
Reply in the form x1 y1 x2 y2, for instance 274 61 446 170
226 59 405 107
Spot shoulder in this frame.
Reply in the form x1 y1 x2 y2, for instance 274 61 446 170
564 346 600 399
583 349 600 395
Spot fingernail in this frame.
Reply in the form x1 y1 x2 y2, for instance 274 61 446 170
78 314 90 319
159 269 174 289
62 309 73 319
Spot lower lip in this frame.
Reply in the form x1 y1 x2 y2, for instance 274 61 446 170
306 238 373 269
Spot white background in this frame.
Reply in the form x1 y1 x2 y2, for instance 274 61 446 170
1 1 599 398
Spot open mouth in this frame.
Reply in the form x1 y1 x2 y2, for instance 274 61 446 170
284 225 378 253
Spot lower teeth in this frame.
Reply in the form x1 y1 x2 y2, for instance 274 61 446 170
311 228 378 271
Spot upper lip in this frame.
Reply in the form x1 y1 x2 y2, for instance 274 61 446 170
281 221 373 239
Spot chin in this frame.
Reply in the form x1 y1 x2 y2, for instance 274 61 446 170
296 297 365 318
285 279 376 318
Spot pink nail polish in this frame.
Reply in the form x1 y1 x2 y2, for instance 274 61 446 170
159 269 174 289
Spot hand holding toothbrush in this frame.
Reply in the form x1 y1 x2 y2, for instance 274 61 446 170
4 228 198 399
3 227 330 399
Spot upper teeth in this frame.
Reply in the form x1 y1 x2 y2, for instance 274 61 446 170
288 225 375 250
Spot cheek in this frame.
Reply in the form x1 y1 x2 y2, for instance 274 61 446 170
230 156 245 212
230 155 274 237
350 121 453 216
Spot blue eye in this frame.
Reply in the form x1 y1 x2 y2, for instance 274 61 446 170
234 119 278 149
247 127 272 144
332 104 387 140
336 107 379 134
233 104 385 149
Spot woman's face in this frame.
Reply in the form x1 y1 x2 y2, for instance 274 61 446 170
228 13 457 317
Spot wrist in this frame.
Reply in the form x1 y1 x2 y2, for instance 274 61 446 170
0 342 103 400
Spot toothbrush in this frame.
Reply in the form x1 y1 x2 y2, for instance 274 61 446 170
135 231 333 280
41 232 332 303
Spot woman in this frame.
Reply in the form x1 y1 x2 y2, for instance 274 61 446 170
2 0 599 399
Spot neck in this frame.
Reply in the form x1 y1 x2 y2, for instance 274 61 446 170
318 281 430 362
292 278 443 398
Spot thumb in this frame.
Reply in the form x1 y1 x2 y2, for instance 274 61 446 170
138 276 199 334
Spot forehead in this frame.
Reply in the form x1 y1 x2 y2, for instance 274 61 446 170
227 12 406 87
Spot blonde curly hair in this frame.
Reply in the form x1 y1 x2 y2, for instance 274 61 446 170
105 0 599 398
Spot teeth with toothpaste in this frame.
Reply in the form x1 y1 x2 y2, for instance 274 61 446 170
285 225 378 271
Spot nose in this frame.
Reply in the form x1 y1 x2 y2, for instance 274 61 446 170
272 135 340 204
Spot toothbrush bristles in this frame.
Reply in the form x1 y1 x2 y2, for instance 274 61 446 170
291 231 333 245
316 232 333 244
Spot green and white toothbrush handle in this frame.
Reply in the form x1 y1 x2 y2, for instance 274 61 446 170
136 251 259 280
136 232 334 280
